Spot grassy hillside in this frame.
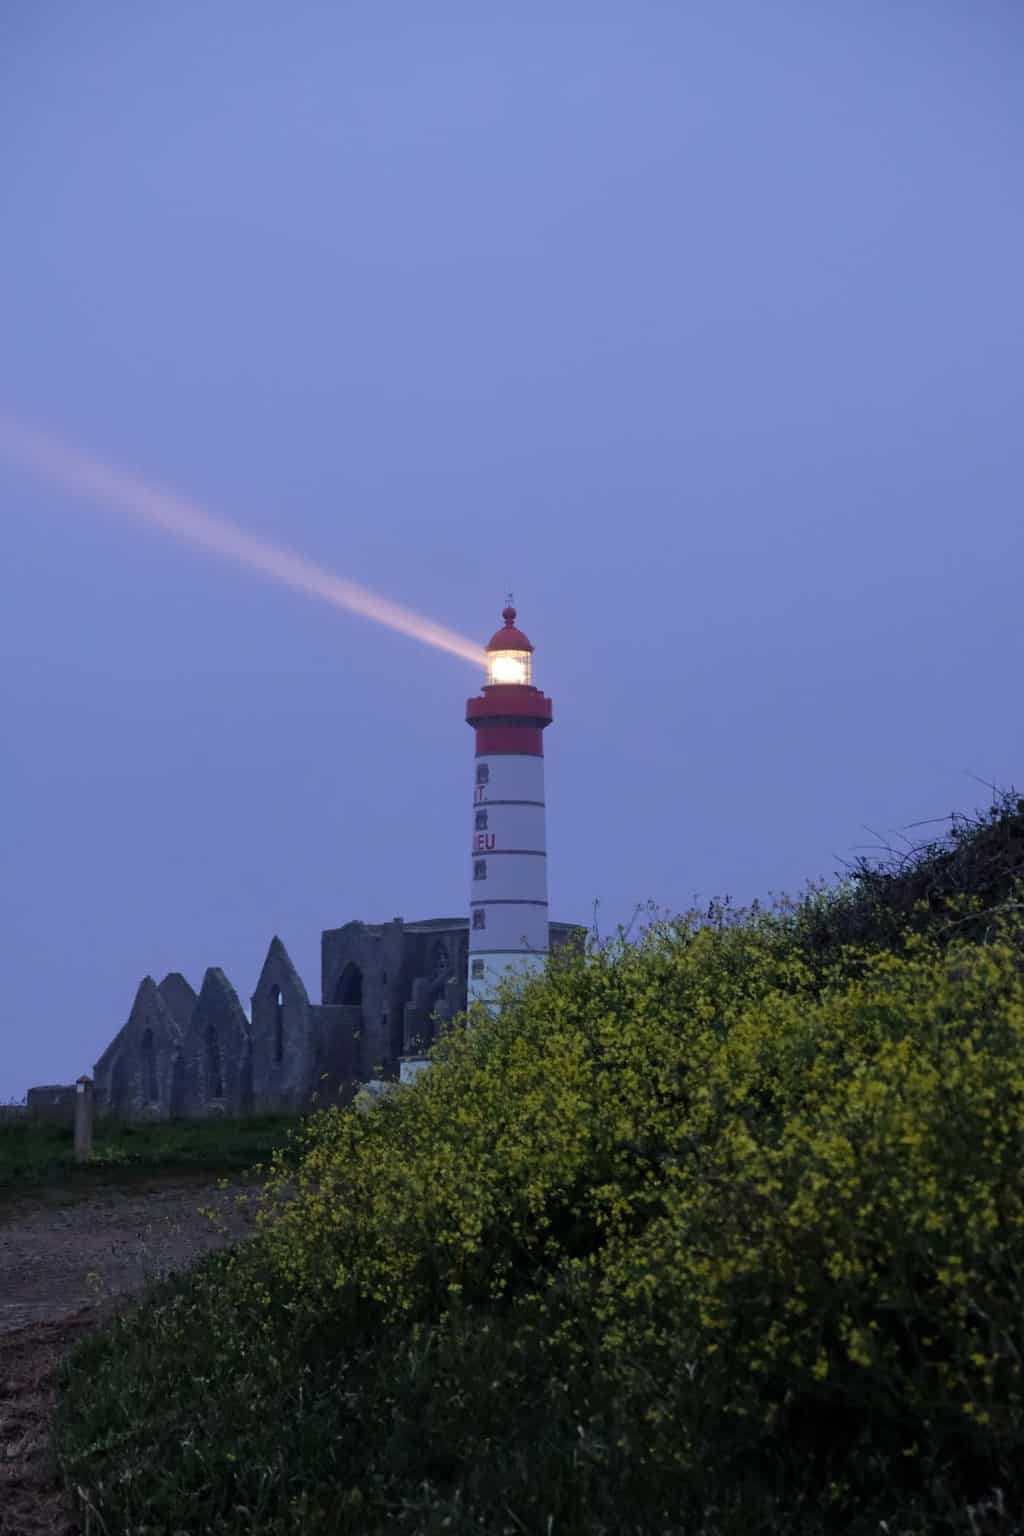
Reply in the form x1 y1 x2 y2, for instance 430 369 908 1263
0 1113 302 1196
55 794 1024 1535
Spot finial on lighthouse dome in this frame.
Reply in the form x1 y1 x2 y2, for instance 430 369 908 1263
486 596 534 685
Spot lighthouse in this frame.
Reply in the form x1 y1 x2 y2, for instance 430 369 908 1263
466 601 553 1009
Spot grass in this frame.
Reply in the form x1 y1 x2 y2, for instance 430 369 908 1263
0 1113 303 1200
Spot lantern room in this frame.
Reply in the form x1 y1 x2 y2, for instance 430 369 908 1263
485 602 534 687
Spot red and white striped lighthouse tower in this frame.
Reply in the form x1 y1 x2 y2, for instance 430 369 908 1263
466 600 553 1008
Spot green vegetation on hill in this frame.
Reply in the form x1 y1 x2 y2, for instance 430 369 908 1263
790 791 1024 969
55 794 1024 1534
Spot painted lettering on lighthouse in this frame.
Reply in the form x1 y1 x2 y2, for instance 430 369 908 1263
472 833 496 852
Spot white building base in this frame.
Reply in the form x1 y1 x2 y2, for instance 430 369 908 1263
399 1056 431 1085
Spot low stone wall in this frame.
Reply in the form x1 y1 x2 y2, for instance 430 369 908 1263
26 1085 78 1125
0 1105 29 1122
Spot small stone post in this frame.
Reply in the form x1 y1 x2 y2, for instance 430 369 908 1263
74 1075 94 1162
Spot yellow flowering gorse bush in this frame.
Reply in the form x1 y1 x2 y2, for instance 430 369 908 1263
259 908 1024 1493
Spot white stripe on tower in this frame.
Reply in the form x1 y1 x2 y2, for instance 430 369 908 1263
469 754 548 1001
465 602 553 1010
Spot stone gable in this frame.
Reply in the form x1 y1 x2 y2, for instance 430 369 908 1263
92 976 183 1121
179 968 252 1117
158 972 197 1029
250 936 316 1113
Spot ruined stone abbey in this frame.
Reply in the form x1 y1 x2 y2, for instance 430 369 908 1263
89 914 579 1121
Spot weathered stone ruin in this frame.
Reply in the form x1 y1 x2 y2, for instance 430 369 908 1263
78 915 578 1122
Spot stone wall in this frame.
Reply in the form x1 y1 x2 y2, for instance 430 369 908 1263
311 1003 360 1107
321 918 408 1080
26 1085 77 1124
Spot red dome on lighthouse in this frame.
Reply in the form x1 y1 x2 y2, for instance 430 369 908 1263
467 599 553 746
486 604 534 654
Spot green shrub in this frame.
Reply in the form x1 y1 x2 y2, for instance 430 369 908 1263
57 904 1024 1534
788 789 1024 970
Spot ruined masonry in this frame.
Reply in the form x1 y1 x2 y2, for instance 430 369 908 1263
85 915 578 1121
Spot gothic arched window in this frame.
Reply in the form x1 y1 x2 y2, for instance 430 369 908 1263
141 1026 158 1103
271 986 284 1064
205 1024 224 1099
335 962 363 1006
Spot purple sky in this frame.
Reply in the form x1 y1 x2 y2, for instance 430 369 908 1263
1 4 1021 1100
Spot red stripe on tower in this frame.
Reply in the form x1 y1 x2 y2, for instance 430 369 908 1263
473 724 545 757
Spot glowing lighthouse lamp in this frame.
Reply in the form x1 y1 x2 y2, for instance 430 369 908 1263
466 599 553 1010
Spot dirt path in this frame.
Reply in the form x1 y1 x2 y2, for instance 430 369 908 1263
0 1177 259 1536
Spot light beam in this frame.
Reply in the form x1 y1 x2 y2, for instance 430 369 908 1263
0 416 485 668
